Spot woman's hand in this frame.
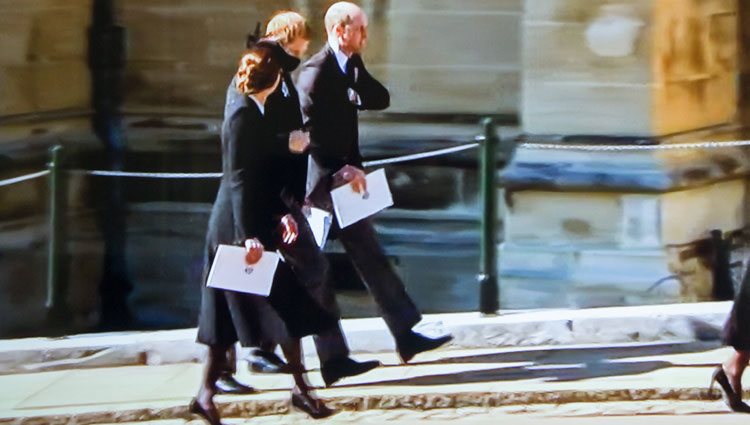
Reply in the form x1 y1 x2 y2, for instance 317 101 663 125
279 214 299 245
244 238 264 265
288 130 310 154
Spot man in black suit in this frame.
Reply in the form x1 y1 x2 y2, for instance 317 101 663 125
296 1 453 373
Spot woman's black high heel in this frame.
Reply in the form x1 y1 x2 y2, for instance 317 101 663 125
709 366 750 413
291 390 336 419
189 398 226 425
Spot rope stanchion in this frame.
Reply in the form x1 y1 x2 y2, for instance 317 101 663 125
46 145 70 320
3 137 746 185
0 170 50 188
44 137 750 181
6 139 744 179
9 126 750 323
478 119 500 315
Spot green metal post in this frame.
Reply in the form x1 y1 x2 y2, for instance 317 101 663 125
46 145 70 320
479 118 500 315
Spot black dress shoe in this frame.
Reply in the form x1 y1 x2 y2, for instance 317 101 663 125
189 398 225 425
215 373 256 395
246 349 292 374
291 391 336 419
320 357 381 387
396 330 453 364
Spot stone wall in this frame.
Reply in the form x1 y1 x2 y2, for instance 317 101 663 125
370 0 520 114
2 0 745 122
500 182 750 305
499 124 750 305
0 0 92 117
739 0 750 124
118 0 521 116
117 0 281 115
522 0 738 136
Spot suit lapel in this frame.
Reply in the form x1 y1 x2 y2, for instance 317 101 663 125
322 46 349 87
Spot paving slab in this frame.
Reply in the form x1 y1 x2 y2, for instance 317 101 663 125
0 302 733 375
0 341 745 424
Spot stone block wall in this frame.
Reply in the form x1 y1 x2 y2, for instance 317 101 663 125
117 0 287 115
118 0 521 116
0 0 92 117
739 0 750 124
371 0 520 114
1 0 746 123
501 184 749 303
499 132 750 305
522 0 738 136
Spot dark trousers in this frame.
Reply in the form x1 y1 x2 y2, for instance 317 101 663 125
239 204 422 363
235 205 345 361
337 218 422 335
724 264 750 350
288 207 422 362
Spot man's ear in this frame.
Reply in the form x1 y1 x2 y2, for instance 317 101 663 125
334 23 345 38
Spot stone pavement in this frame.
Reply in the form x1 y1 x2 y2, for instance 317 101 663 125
0 340 744 424
0 302 732 375
90 410 750 424
93 402 745 424
0 301 743 424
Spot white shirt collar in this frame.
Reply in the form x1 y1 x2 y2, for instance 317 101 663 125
328 39 349 75
248 95 264 115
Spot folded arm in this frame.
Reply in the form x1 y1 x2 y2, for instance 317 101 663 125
350 55 390 111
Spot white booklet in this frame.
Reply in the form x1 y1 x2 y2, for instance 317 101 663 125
206 245 280 296
305 207 333 248
331 168 394 228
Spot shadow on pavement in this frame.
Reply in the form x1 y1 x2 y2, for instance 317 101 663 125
342 341 721 388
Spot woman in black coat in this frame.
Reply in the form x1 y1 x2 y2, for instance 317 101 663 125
713 266 750 413
191 44 336 424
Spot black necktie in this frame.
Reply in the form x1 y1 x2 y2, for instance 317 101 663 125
345 58 357 84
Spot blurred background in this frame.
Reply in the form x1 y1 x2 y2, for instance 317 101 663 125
1 0 749 339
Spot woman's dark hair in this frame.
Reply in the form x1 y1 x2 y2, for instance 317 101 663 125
235 44 281 95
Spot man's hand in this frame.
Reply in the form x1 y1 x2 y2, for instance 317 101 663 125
348 54 365 82
244 238 264 265
335 165 367 194
279 214 299 245
301 200 313 218
288 130 310 154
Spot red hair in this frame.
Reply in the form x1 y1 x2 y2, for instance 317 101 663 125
235 44 281 95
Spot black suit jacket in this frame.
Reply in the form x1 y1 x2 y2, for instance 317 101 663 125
267 72 308 204
225 73 308 205
296 46 389 203
206 94 294 252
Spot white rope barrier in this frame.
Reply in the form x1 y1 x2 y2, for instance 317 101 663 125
0 170 50 188
78 170 223 179
362 142 480 167
517 139 750 152
5 137 750 186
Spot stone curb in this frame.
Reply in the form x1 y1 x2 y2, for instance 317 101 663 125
0 387 725 425
0 302 733 375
